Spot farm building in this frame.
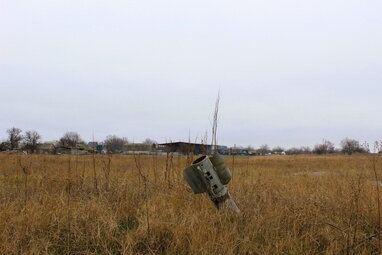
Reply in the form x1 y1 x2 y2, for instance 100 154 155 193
56 147 90 155
87 142 103 153
115 143 156 154
123 143 154 152
157 142 228 155
230 148 250 155
36 142 56 154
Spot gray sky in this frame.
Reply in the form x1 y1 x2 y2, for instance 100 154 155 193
1 0 381 148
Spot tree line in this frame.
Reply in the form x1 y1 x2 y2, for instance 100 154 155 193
247 138 378 155
0 127 379 155
0 128 157 154
0 128 41 153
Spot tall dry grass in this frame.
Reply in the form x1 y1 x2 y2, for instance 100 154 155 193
0 154 381 254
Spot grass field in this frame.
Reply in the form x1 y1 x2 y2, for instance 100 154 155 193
0 153 381 254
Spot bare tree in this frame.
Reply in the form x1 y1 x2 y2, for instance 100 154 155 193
59 132 84 147
272 146 285 154
313 140 335 154
7 127 23 150
0 140 10 151
142 138 157 145
340 138 367 155
286 146 312 155
286 147 300 155
104 135 126 153
23 130 41 153
301 146 312 154
257 144 270 155
244 145 255 151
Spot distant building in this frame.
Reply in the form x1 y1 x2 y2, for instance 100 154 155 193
229 148 249 155
124 143 154 152
56 147 90 155
157 142 228 155
87 142 103 153
87 142 98 148
96 144 103 153
36 142 57 154
217 145 230 155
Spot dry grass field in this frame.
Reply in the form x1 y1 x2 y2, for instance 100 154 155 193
0 153 381 254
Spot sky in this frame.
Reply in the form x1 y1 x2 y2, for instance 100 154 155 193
0 0 381 148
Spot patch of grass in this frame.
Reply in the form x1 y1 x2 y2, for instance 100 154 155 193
0 154 381 254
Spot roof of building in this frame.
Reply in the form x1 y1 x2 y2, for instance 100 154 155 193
158 142 212 146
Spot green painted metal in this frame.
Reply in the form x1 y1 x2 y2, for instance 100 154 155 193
209 153 232 185
183 154 232 194
188 155 227 198
96 145 103 152
183 165 207 194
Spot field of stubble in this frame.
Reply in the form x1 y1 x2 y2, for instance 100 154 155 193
0 153 381 254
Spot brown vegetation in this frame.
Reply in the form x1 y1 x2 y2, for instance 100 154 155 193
0 154 381 254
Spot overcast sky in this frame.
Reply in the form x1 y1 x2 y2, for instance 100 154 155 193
1 0 381 148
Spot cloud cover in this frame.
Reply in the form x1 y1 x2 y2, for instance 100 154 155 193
1 0 381 147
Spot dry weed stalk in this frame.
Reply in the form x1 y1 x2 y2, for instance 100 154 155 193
164 144 174 188
66 156 72 255
152 147 158 184
92 149 99 195
211 91 220 154
372 141 382 252
231 145 236 185
186 135 194 165
18 155 32 210
133 151 151 237
101 154 112 191
80 157 86 190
